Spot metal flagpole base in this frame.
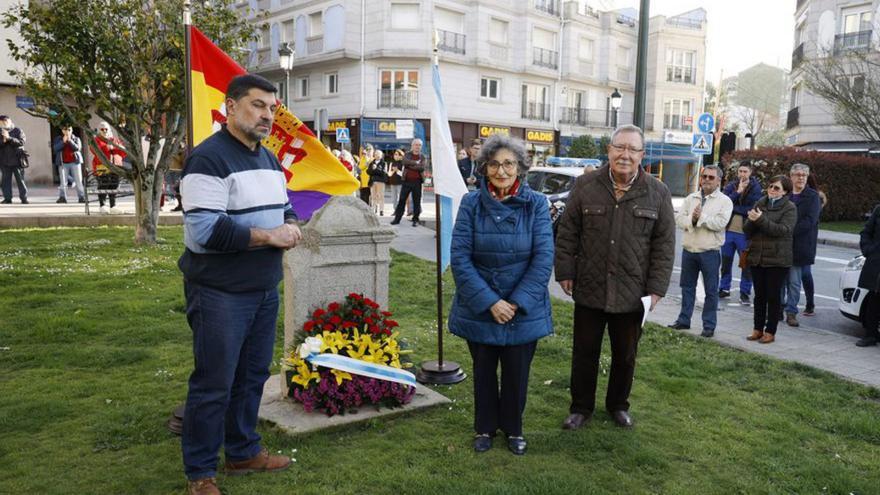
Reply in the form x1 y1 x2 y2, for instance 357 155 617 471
166 404 185 435
416 360 467 385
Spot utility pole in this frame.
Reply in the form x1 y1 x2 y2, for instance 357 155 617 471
633 0 650 129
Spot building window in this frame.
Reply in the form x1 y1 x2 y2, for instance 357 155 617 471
666 49 696 84
521 83 550 121
391 3 420 30
842 9 872 34
282 20 294 43
296 76 309 99
435 8 466 54
663 98 694 130
379 69 419 108
617 46 632 81
325 72 338 95
578 38 594 61
309 11 323 37
260 25 271 48
790 84 800 109
480 77 500 100
489 18 508 44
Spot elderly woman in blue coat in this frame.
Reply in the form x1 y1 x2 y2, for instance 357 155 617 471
448 134 554 456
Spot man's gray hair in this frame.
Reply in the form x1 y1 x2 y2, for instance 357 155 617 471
610 124 645 147
790 162 810 175
477 134 530 176
702 164 722 177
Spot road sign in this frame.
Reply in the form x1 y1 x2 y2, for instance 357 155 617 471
692 132 713 155
696 113 715 134
335 127 350 143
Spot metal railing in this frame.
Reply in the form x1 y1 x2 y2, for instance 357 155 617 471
522 101 551 121
787 107 800 129
617 14 637 27
378 88 418 109
535 0 560 16
666 67 697 84
307 36 323 55
665 17 702 30
437 29 466 55
792 43 805 69
834 30 872 55
533 47 559 69
582 5 600 18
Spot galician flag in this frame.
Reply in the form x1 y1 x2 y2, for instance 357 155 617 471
430 63 468 272
188 27 358 220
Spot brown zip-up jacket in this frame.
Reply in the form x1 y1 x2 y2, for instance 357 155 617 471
554 165 675 313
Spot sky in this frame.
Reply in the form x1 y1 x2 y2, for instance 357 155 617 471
600 0 796 83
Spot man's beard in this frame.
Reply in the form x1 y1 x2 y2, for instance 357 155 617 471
236 120 272 143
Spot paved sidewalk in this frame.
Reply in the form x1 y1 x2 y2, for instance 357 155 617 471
385 215 880 390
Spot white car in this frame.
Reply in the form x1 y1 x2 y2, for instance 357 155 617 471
839 255 870 322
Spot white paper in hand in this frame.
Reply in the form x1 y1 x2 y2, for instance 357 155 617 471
641 295 652 327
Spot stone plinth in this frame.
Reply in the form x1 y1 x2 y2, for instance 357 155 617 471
281 196 395 395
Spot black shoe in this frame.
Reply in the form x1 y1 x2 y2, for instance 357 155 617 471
473 434 493 453
379 211 384 216
171 204 183 212
740 293 751 306
718 289 730 298
610 410 634 428
411 220 419 227
803 305 815 316
390 219 401 225
701 329 715 338
667 322 690 330
507 436 527 456
1 199 11 204
562 412 591 430
78 198 86 203
56 197 67 204
855 336 878 347
20 199 29 204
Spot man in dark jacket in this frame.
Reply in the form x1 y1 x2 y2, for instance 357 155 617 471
390 138 427 227
555 125 675 430
457 138 482 190
719 161 763 304
783 163 821 327
0 115 29 204
856 204 880 347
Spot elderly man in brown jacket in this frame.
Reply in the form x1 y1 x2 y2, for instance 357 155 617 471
555 125 675 429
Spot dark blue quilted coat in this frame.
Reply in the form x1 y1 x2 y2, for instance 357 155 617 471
448 181 554 346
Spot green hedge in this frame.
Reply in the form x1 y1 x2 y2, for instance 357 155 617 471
721 148 880 221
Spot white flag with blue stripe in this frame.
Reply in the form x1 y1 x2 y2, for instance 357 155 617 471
430 63 468 272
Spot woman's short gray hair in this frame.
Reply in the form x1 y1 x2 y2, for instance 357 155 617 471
476 134 530 176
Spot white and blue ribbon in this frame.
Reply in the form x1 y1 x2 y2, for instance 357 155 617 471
297 337 417 388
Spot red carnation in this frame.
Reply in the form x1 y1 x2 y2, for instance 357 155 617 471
352 309 363 317
303 321 315 332
368 301 380 309
382 311 393 317
386 319 399 328
348 293 362 300
369 324 380 334
327 302 340 312
365 317 374 324
323 323 334 331
313 308 326 319
329 315 342 325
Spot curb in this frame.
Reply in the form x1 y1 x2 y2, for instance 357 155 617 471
0 214 183 229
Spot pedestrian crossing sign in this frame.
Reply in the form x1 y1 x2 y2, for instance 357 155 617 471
336 127 350 143
692 132 713 155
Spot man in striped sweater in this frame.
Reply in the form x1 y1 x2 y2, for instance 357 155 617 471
179 74 301 495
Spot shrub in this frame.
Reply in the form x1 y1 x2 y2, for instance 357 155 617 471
721 147 880 221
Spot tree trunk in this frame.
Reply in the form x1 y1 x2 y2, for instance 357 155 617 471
133 168 163 245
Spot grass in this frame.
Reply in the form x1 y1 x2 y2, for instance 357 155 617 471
821 221 866 235
1 226 880 494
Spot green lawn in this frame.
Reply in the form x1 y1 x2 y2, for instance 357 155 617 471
1 227 879 494
822 221 866 235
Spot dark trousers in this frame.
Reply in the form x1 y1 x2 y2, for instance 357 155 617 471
181 282 279 481
863 290 880 339
570 305 643 415
1 166 28 201
359 186 371 205
97 173 120 207
802 265 815 309
393 181 422 222
751 266 788 334
467 340 537 437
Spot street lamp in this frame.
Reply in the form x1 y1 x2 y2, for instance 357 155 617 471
278 42 294 107
610 88 622 129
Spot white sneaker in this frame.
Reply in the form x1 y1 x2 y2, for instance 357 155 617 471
108 207 124 215
99 206 109 214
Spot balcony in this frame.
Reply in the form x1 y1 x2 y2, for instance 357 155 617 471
786 107 800 129
535 0 560 16
533 47 559 70
306 36 323 56
378 89 418 109
791 43 805 69
665 17 702 30
616 14 637 27
666 67 697 84
489 44 508 62
834 30 872 55
437 29 466 55
522 101 550 121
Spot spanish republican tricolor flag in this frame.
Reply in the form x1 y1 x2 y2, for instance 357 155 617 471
188 27 358 219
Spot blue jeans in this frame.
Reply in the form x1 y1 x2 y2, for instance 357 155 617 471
181 282 279 481
785 265 805 315
675 249 721 331
801 265 814 309
58 162 84 200
719 231 752 295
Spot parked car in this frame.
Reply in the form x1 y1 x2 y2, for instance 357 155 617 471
839 255 870 322
526 166 587 235
545 156 602 169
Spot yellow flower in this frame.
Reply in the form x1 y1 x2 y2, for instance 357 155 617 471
330 369 353 385
320 330 350 354
291 359 321 389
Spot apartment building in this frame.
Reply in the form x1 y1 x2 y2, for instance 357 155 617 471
241 0 707 163
786 0 880 152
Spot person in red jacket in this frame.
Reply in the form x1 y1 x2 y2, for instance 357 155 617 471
91 122 126 214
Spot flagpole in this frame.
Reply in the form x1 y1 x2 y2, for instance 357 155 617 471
415 30 465 385
183 0 194 153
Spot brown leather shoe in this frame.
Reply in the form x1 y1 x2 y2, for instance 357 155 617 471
785 313 799 327
187 477 220 495
759 333 775 344
562 412 591 430
225 448 291 476
610 410 634 428
747 329 764 341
